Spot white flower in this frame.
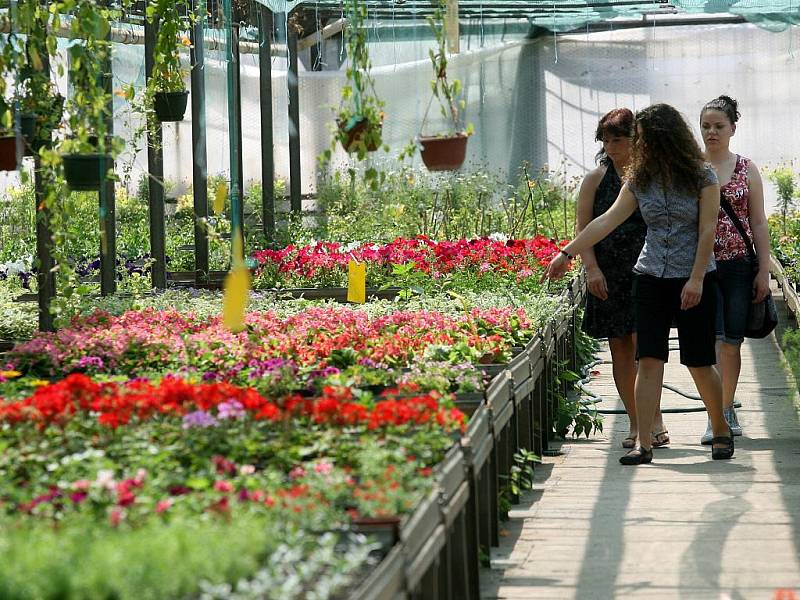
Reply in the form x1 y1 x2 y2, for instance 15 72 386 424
488 232 509 243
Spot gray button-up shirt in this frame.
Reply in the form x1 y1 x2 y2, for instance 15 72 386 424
631 164 718 278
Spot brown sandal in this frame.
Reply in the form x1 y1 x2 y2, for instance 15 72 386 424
651 431 670 448
622 436 637 449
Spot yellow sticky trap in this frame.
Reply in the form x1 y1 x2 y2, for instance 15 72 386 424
213 181 228 215
347 260 366 304
222 229 251 332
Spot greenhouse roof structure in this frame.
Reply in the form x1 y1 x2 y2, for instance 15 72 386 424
256 0 800 32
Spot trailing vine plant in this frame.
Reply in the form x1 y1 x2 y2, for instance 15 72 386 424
318 0 386 189
425 0 472 137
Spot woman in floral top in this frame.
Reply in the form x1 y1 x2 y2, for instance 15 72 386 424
699 96 771 443
542 103 734 465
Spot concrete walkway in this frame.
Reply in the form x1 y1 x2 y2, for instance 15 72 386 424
482 282 800 600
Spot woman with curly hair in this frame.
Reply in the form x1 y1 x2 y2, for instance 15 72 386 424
699 96 771 443
576 108 667 450
543 103 734 465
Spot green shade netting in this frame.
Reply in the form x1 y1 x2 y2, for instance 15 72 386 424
268 0 799 33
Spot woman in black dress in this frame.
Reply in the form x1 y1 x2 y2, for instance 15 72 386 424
577 108 667 449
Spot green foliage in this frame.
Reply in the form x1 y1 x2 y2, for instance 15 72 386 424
782 327 800 391
766 165 799 237
57 0 124 157
425 0 471 135
0 513 277 600
320 1 385 189
313 166 577 243
146 0 190 94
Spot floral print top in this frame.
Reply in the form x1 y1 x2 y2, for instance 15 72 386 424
715 155 753 261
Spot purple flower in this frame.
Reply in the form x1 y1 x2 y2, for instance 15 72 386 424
182 410 218 429
77 356 105 370
308 366 341 380
202 371 220 382
217 400 245 420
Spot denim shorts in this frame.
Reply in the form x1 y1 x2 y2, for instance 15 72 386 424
716 258 755 346
632 271 718 367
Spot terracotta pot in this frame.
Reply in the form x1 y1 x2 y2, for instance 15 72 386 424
418 133 469 171
154 90 189 122
337 117 382 153
0 136 19 171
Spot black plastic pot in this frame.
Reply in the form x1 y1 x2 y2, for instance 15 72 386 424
62 153 113 191
153 91 189 122
0 136 18 171
418 133 469 171
20 114 39 157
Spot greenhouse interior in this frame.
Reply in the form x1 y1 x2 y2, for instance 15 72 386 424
1 0 800 598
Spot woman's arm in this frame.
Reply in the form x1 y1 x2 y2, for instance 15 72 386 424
576 167 608 300
542 184 638 281
680 182 721 309
747 162 771 302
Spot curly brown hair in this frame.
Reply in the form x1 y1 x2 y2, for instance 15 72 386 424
628 104 707 197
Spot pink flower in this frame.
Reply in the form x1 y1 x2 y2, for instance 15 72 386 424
289 466 306 480
214 480 233 493
109 508 124 527
72 479 91 491
240 464 256 475
314 461 334 475
155 499 173 513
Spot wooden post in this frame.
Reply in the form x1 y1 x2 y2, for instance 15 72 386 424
446 0 459 54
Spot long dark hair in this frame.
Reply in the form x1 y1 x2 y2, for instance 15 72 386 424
628 104 707 197
594 108 634 164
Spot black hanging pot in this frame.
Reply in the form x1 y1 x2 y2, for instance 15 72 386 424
418 133 469 171
153 90 189 122
0 136 19 171
62 153 113 191
20 113 37 156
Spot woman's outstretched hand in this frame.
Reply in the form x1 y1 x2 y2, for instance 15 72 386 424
540 252 571 283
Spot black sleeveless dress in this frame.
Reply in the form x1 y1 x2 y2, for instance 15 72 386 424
581 163 647 339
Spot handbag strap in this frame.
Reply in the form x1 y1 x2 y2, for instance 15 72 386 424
719 193 757 262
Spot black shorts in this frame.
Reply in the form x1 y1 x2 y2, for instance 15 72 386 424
632 271 718 367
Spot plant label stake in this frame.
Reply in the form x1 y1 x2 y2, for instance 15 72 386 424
347 259 366 303
222 229 251 332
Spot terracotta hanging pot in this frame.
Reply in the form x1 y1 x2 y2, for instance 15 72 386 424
0 135 19 171
418 133 469 171
153 90 189 122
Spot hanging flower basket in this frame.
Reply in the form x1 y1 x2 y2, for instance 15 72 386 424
62 153 113 191
0 135 19 171
418 133 469 171
337 116 382 154
153 90 189 122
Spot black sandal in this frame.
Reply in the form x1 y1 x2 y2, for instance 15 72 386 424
711 435 735 460
619 447 653 465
